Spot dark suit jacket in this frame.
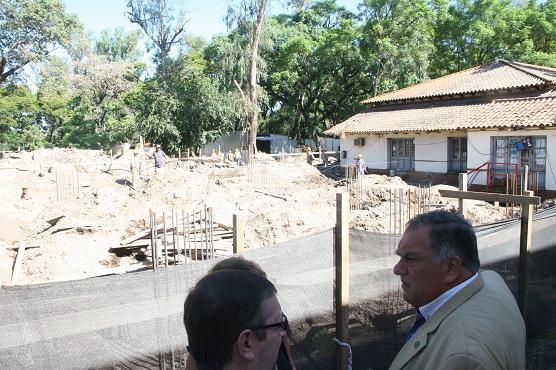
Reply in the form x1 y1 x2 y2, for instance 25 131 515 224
389 271 525 370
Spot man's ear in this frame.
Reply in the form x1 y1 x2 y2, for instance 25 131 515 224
235 329 256 361
443 256 465 284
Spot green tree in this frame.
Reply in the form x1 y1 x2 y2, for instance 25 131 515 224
36 56 73 145
359 0 435 96
0 85 42 149
0 0 81 84
94 27 143 62
127 0 188 74
521 0 556 66
430 0 527 76
225 0 270 154
131 53 241 151
261 1 368 142
72 54 138 133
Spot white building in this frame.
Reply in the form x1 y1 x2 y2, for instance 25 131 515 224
325 60 556 196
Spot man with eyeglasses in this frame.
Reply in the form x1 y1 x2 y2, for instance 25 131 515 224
389 210 525 370
184 269 287 370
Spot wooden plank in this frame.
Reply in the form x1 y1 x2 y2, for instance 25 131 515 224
11 241 26 285
254 190 287 201
438 189 540 205
458 173 467 216
335 192 349 370
518 190 534 320
233 214 244 253
215 222 233 231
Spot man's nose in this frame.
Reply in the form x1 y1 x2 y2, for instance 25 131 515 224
393 259 404 276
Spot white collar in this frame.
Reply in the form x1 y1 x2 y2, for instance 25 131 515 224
419 272 479 320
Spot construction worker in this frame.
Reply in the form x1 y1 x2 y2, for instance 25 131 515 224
130 150 140 188
234 148 243 166
152 144 167 174
355 153 366 177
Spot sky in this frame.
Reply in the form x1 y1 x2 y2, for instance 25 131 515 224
63 0 361 42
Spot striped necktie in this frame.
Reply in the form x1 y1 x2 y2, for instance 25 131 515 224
405 310 426 342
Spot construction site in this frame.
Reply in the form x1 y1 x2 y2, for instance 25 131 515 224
1 147 555 369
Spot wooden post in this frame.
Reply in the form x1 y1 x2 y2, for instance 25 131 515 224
458 173 467 216
233 214 244 253
335 192 349 370
518 190 534 321
11 241 26 285
522 165 529 194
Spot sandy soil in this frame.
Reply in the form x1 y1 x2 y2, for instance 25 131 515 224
0 148 509 285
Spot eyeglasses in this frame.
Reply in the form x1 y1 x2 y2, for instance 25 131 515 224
249 313 289 333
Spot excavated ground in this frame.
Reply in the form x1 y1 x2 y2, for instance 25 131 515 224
0 148 509 285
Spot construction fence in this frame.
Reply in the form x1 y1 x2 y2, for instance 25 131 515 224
1 207 555 369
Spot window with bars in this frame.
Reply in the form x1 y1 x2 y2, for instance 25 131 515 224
490 136 546 188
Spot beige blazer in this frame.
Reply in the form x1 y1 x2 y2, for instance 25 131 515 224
389 271 525 370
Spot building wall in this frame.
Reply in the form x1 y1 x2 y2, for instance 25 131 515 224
203 132 246 156
268 134 301 154
468 129 556 191
414 132 453 173
341 132 465 173
341 134 388 168
340 129 556 190
304 137 340 152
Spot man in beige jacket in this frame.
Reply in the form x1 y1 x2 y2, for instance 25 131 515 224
389 210 525 370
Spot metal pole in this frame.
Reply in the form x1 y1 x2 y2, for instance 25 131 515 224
163 212 168 267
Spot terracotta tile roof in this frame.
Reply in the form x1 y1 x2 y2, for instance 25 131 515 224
362 60 556 104
325 94 556 135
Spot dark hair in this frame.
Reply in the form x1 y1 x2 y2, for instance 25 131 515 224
406 210 480 273
183 270 277 370
209 256 267 278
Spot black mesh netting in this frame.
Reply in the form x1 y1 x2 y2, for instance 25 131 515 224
1 207 555 369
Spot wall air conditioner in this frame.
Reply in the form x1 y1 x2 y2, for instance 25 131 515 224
354 138 365 146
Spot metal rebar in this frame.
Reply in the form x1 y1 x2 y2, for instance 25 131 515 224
186 211 192 263
209 207 214 259
428 184 431 212
153 211 158 270
149 211 154 269
181 210 186 264
193 210 198 261
389 188 392 233
172 210 177 266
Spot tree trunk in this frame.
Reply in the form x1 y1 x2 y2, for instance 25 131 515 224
247 0 267 157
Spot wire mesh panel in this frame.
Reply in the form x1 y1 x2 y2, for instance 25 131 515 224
247 155 269 184
55 165 80 201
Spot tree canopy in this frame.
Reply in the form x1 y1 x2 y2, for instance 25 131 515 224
3 0 556 151
0 0 81 84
